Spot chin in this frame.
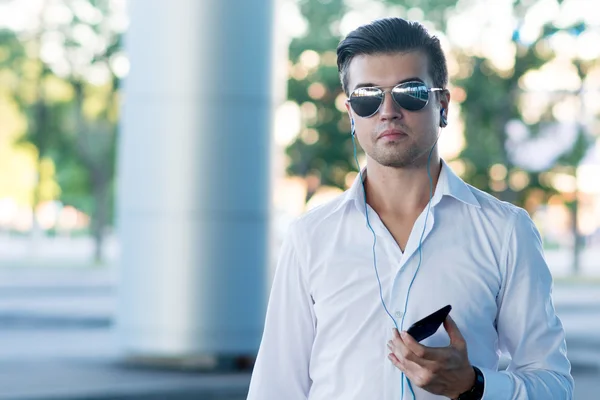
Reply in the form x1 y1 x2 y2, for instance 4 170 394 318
372 149 418 169
373 156 415 168
380 160 416 168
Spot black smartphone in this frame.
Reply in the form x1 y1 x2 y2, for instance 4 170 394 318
406 305 452 342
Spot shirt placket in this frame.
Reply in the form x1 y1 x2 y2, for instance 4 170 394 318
389 207 436 399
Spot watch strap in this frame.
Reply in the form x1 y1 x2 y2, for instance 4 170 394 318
456 366 484 400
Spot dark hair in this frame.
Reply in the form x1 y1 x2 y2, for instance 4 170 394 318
336 18 448 96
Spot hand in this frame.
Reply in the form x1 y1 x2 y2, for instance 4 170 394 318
387 315 475 399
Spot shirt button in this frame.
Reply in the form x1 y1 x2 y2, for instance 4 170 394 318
394 311 403 319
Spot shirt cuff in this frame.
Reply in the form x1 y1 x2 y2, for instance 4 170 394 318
478 366 513 400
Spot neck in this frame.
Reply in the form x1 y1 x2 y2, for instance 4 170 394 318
364 154 442 218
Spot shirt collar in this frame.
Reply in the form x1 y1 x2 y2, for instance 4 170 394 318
438 159 481 208
338 159 481 213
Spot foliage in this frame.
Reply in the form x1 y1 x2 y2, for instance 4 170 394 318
285 0 598 215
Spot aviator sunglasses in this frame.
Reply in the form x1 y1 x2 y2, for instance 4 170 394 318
348 80 444 118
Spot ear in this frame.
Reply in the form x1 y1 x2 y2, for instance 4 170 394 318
439 87 450 109
439 89 451 127
440 108 448 128
345 99 352 119
345 100 355 135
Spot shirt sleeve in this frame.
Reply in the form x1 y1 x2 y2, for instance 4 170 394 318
480 208 574 399
246 222 316 400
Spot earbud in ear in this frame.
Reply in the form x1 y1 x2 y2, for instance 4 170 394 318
351 118 356 136
439 108 448 128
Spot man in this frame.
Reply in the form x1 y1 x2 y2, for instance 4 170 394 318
247 17 573 399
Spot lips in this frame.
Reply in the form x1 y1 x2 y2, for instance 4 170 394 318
378 129 408 140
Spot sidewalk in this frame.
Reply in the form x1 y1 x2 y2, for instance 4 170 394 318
0 361 250 400
1 266 599 399
0 267 251 400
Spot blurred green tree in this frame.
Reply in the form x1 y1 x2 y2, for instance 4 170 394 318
286 0 598 274
285 0 349 202
457 18 598 273
285 0 457 202
2 0 125 262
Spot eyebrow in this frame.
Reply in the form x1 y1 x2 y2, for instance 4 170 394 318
353 77 425 91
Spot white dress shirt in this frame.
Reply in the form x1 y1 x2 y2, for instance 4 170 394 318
247 160 573 400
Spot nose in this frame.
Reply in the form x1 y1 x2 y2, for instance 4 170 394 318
378 91 403 121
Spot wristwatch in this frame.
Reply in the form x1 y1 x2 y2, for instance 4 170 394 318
456 366 484 400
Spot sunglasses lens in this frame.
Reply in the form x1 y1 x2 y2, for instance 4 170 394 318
349 87 383 117
392 82 429 111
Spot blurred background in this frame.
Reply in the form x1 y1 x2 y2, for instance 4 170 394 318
0 0 599 399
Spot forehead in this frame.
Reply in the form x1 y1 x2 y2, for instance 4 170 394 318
346 51 431 91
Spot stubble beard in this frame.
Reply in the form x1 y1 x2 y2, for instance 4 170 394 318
369 140 428 169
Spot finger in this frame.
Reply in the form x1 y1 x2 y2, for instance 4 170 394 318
388 352 403 371
390 330 416 361
390 332 433 366
443 315 466 350
387 351 423 378
388 340 407 361
390 329 406 351
401 331 440 361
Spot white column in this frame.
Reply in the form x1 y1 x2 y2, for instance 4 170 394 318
116 0 273 364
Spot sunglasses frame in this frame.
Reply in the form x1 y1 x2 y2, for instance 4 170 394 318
348 81 445 118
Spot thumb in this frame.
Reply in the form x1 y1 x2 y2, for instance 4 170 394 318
444 314 466 349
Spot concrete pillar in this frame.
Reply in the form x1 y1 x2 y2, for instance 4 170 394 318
116 0 273 366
